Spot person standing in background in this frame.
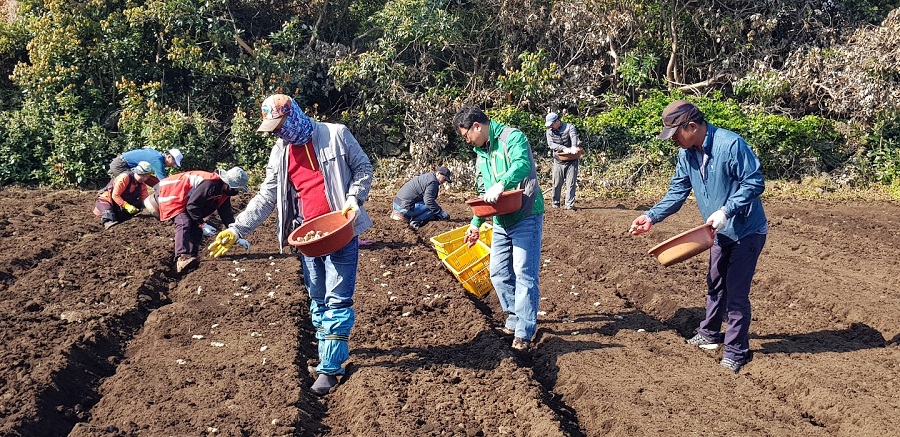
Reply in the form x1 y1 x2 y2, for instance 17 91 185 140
629 99 767 373
207 94 373 396
545 112 581 210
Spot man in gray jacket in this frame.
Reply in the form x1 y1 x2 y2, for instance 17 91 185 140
208 94 373 395
545 112 581 210
391 166 452 230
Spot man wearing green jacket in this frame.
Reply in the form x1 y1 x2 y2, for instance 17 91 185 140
453 105 545 350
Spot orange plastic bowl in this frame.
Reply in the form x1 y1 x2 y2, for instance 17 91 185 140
557 147 583 162
288 210 356 257
465 189 525 218
648 223 715 267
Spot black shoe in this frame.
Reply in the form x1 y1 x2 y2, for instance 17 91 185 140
564 206 577 211
409 221 422 230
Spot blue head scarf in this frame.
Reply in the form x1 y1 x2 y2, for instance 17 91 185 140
275 98 314 146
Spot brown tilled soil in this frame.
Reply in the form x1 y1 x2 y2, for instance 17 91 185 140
1 186 898 436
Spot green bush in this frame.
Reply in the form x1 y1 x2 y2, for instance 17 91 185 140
0 106 51 184
45 116 115 187
858 113 900 184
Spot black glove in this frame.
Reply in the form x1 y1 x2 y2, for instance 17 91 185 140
439 210 450 220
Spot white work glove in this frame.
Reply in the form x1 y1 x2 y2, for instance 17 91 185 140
202 224 217 237
236 238 251 251
483 182 505 204
341 195 359 216
566 147 579 154
706 209 728 232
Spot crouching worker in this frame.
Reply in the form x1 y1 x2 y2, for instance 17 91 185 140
391 166 453 230
93 161 154 229
149 167 250 273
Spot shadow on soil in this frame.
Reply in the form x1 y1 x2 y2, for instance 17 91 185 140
753 322 886 354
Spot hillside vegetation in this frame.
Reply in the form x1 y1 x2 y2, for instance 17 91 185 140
0 0 897 196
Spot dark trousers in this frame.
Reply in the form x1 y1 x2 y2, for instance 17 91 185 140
173 212 202 259
699 232 767 361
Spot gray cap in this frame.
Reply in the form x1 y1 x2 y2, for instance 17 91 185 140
219 166 249 192
545 112 560 127
133 161 153 175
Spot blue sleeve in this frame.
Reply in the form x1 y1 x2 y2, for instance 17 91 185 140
646 151 692 224
724 138 765 217
151 157 167 179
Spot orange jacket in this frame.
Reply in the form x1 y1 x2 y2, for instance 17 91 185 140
98 172 148 208
156 171 232 222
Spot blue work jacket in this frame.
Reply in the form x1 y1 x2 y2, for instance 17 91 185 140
645 125 768 243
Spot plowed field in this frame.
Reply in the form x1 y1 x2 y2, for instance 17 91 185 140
1 187 898 436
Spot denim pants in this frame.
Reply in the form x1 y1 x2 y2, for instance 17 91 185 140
490 214 543 340
551 160 578 208
699 233 766 362
392 201 436 222
301 236 359 375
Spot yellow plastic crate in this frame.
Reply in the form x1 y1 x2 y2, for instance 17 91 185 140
460 266 492 298
431 223 493 260
441 240 490 282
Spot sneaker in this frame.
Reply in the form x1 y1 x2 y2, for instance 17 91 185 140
564 206 577 211
720 357 748 373
310 374 338 395
686 333 721 350
176 255 198 273
409 221 422 230
551 204 560 209
511 337 531 350
103 221 119 230
499 327 514 336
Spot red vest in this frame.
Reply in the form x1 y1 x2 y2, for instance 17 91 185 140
156 171 227 221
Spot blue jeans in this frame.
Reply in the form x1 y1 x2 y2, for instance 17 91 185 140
301 236 359 375
699 233 766 362
393 201 436 223
489 214 543 341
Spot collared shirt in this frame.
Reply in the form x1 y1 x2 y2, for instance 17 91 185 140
645 125 768 243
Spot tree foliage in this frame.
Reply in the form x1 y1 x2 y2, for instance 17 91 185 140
0 0 897 188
